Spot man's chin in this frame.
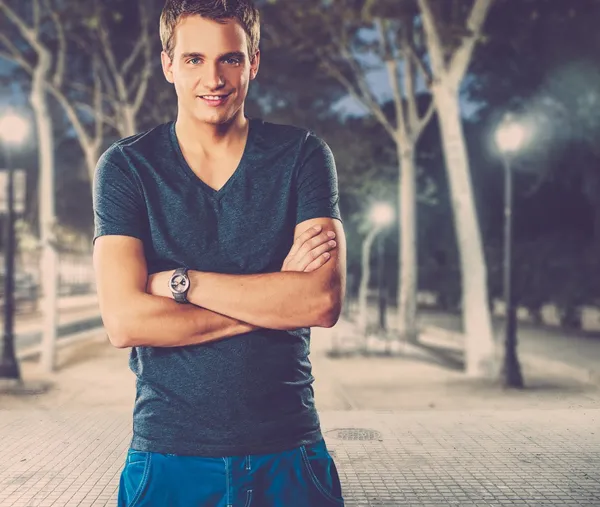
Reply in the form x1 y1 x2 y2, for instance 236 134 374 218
193 108 239 126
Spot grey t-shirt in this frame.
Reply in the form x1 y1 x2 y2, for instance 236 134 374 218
93 118 342 456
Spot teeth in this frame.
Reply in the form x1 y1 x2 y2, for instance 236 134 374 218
202 95 226 100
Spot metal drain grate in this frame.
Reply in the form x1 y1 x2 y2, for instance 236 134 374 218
327 428 382 441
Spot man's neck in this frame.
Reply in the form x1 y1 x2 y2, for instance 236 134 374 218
175 110 249 160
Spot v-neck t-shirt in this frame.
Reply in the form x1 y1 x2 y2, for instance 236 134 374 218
92 117 342 456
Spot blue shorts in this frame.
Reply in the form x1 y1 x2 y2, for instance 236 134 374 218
118 437 345 506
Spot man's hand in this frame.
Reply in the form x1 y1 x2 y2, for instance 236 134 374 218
147 226 337 298
281 225 337 273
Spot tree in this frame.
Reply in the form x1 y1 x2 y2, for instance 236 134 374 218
418 0 496 377
76 0 155 139
0 0 60 371
53 0 155 185
468 0 600 327
263 0 436 342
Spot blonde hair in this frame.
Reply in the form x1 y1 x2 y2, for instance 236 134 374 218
160 0 260 60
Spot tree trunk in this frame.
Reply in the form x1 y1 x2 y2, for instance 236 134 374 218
358 227 379 334
397 143 419 342
30 52 58 373
84 147 100 190
120 106 137 138
432 83 496 377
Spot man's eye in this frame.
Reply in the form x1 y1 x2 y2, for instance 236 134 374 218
224 58 241 65
188 58 201 65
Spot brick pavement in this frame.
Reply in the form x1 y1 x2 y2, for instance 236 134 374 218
1 326 600 505
0 408 599 506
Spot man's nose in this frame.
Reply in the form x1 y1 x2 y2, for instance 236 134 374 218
203 63 225 89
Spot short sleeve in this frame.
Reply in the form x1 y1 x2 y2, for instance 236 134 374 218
295 134 342 225
92 145 146 245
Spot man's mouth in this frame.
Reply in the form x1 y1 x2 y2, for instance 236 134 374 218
197 93 231 105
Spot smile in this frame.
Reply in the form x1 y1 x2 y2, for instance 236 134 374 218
197 94 231 106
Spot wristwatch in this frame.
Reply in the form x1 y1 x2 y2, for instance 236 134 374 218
169 267 190 304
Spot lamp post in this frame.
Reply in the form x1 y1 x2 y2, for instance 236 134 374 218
495 114 526 388
357 202 394 351
370 203 394 335
0 112 29 382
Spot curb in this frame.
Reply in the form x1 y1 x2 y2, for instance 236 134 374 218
421 324 600 386
16 326 107 361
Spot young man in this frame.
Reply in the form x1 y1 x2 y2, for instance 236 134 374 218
93 0 346 505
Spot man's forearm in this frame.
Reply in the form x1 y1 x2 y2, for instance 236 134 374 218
108 293 259 348
185 270 336 330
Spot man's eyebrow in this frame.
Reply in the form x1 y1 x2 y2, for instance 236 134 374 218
221 51 246 60
181 51 246 60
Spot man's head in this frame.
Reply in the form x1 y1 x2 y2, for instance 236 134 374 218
160 0 261 126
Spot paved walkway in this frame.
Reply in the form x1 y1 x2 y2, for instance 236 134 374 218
418 309 600 384
1 324 600 506
1 407 599 506
338 303 600 386
0 293 100 354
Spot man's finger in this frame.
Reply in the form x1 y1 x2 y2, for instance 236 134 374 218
304 252 331 272
289 225 322 257
297 234 335 261
296 241 336 271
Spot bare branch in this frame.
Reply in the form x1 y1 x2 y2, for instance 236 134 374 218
122 36 145 77
449 0 494 83
75 101 119 131
43 0 66 88
92 58 104 150
0 0 43 53
360 0 378 20
340 46 394 129
130 5 152 115
319 55 396 140
414 98 436 140
0 49 33 74
397 18 420 133
375 18 404 135
68 81 115 108
408 43 432 87
33 0 41 31
97 12 128 102
96 57 118 103
0 31 24 58
417 0 446 76
132 60 152 115
47 82 92 150
0 31 34 73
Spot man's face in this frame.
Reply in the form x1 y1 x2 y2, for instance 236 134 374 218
161 15 259 125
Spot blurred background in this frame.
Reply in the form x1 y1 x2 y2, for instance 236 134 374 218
0 0 600 386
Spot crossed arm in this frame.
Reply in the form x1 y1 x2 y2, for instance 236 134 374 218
94 217 346 348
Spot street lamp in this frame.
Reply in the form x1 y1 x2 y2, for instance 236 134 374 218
358 202 394 352
0 112 29 382
495 113 526 388
370 203 394 334
369 203 395 228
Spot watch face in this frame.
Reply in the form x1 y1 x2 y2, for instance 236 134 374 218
170 274 189 294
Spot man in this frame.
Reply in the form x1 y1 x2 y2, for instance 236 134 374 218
93 0 346 505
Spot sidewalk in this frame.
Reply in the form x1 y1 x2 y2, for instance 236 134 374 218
0 293 100 353
342 303 600 386
1 326 600 506
418 308 600 385
10 294 100 357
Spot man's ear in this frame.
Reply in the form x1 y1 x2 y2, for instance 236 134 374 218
161 51 174 84
249 50 260 80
